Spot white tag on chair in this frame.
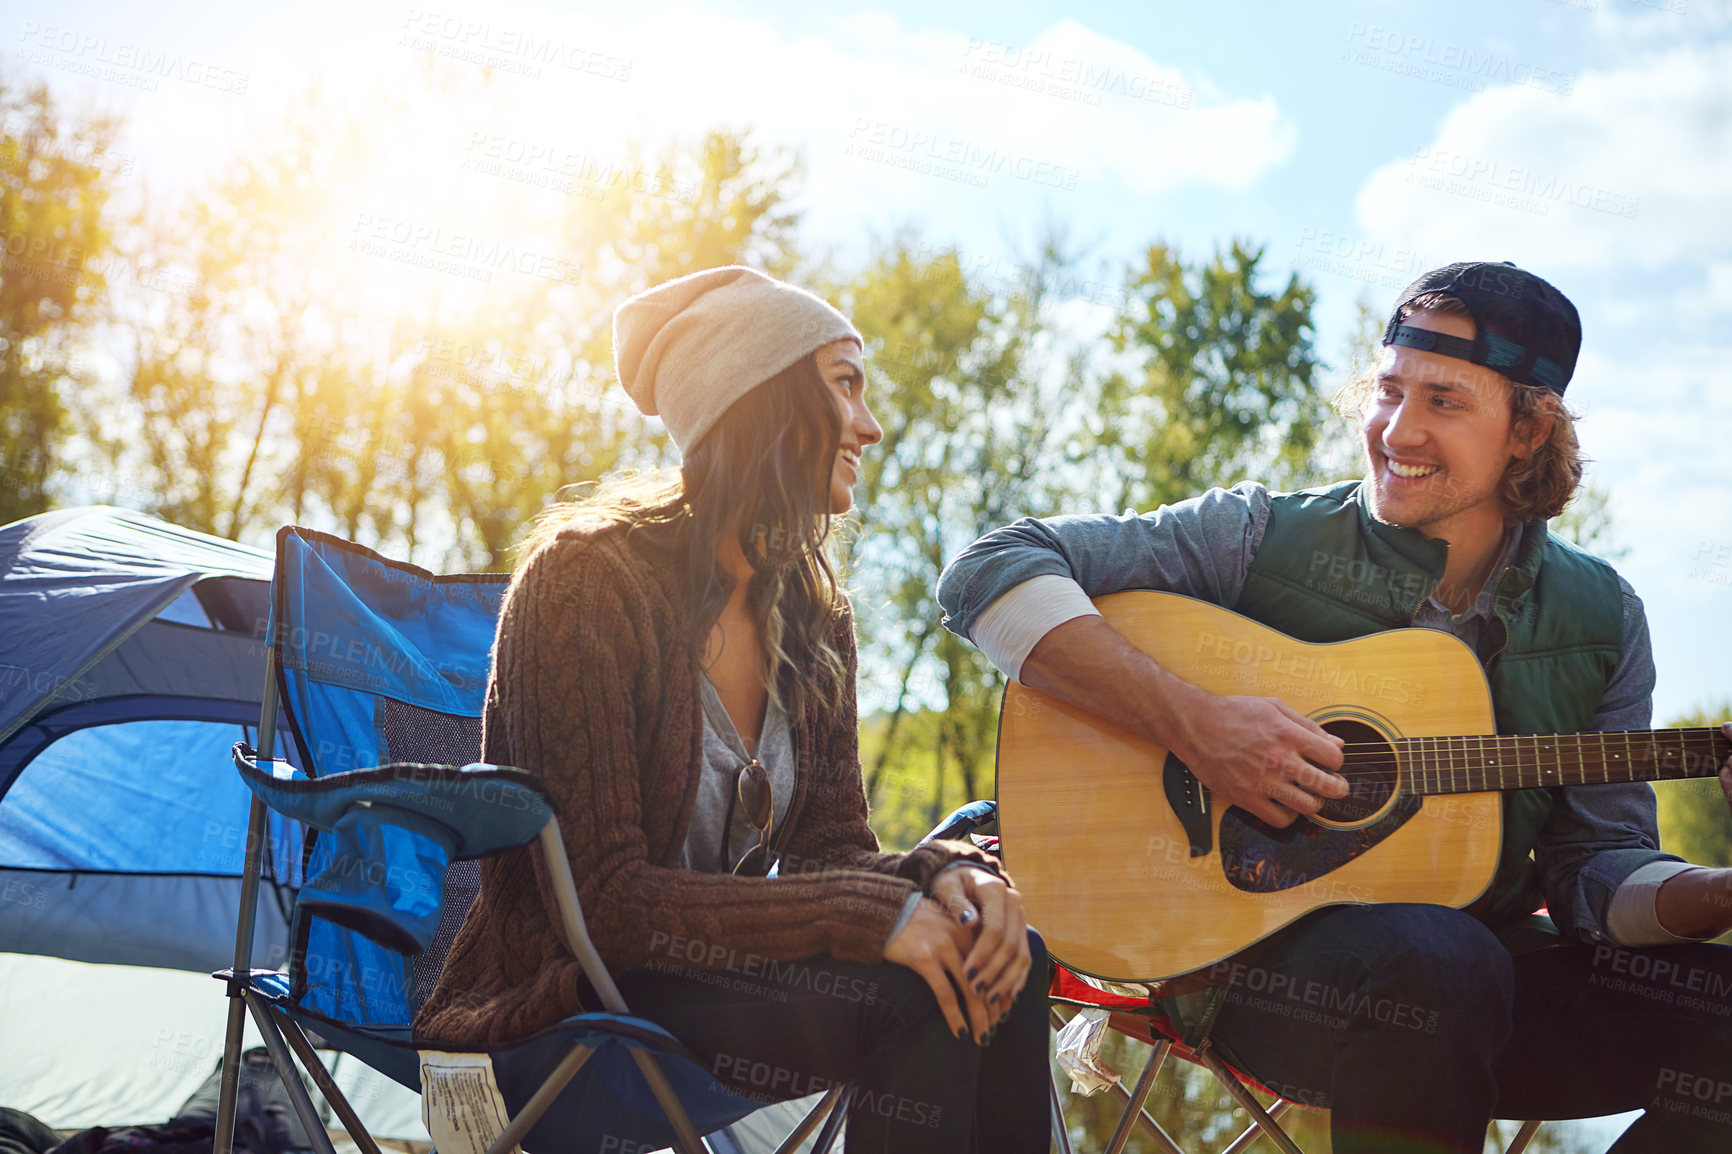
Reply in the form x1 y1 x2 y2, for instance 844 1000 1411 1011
1054 1006 1122 1097
419 1050 520 1154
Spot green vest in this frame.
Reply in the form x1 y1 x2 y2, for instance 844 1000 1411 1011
1235 480 1625 931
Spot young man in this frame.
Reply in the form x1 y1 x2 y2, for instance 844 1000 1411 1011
937 262 1732 1153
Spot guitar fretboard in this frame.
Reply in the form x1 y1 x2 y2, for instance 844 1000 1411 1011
1398 728 1730 795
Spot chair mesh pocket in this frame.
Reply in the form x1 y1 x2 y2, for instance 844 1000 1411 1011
378 696 482 766
378 696 486 1014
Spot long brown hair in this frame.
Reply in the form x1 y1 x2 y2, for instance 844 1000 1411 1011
517 353 850 725
1334 293 1585 521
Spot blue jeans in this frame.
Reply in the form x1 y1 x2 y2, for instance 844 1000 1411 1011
614 929 1051 1154
1207 904 1732 1153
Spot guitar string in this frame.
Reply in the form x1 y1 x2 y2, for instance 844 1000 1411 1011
1313 732 1723 790
1327 733 1723 752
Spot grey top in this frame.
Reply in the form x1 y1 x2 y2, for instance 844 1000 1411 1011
936 480 1682 946
680 674 797 874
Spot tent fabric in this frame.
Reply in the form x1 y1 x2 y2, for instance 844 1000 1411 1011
0 506 295 971
0 510 416 1144
0 953 428 1140
0 506 272 749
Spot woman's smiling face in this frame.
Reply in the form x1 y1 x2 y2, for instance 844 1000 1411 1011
814 338 881 515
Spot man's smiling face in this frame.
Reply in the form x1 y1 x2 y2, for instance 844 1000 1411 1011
1360 308 1534 545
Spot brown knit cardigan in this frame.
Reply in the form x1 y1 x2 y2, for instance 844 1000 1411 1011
414 520 997 1045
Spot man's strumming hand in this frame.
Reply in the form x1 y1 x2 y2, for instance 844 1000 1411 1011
1021 614 1348 829
1166 681 1349 828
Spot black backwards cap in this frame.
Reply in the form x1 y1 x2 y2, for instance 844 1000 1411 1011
1381 261 1581 395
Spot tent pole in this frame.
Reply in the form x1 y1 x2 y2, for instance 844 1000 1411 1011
215 648 279 1154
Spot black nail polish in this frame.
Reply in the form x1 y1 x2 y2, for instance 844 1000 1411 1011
988 991 1000 1004
973 981 985 994
954 1025 966 1042
966 966 978 980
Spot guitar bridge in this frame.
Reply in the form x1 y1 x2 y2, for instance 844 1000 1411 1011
1163 753 1212 857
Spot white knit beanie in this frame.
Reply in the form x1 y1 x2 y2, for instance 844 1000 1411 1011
612 266 863 454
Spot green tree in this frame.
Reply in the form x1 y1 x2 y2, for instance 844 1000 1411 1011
0 78 119 523
97 73 802 567
843 234 1083 843
436 129 806 568
106 85 376 539
1099 242 1327 512
1551 482 1624 560
851 240 1333 848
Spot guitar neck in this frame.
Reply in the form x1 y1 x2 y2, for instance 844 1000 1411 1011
1400 727 1730 795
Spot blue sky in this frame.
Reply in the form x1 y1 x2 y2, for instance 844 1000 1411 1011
10 0 1731 727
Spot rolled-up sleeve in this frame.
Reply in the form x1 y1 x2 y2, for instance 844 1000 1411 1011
1536 577 1688 945
936 482 1272 645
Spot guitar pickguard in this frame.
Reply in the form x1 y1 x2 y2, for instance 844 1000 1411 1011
1219 794 1421 893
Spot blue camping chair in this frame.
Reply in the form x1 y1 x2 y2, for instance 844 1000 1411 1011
211 527 853 1154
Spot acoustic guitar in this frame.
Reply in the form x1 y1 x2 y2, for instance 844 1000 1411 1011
995 591 1730 984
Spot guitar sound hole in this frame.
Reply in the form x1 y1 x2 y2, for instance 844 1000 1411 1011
1314 719 1398 825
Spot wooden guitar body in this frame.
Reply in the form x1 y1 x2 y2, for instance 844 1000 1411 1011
996 590 1503 984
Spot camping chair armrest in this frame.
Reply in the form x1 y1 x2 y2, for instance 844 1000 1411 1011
919 799 998 845
230 742 554 858
537 816 632 1016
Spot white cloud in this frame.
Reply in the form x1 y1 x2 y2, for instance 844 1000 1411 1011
569 9 1296 199
1568 339 1732 721
272 4 1293 197
1354 41 1732 271
1670 261 1732 321
1348 29 1732 719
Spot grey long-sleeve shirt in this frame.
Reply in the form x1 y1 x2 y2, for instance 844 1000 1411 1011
937 481 1692 948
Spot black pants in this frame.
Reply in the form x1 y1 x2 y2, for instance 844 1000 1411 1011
1206 903 1732 1153
614 929 1051 1153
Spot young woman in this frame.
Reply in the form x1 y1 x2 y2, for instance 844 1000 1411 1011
414 266 1049 1152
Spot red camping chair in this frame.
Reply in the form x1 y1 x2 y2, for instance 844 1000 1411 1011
1046 964 1546 1154
925 805 1552 1154
940 803 1549 1153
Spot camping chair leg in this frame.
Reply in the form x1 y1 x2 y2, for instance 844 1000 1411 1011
212 990 254 1154
1502 1119 1542 1154
1220 1100 1295 1154
1047 1007 1185 1154
1049 1069 1075 1154
769 1084 845 1154
217 651 280 1154
1195 1049 1304 1154
487 1045 597 1154
274 1015 386 1154
243 991 339 1154
1046 1009 1073 1154
629 1048 711 1154
539 821 711 1154
1104 1038 1171 1154
1107 1054 1187 1154
809 1085 851 1154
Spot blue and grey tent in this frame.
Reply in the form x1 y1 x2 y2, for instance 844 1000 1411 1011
0 505 299 971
